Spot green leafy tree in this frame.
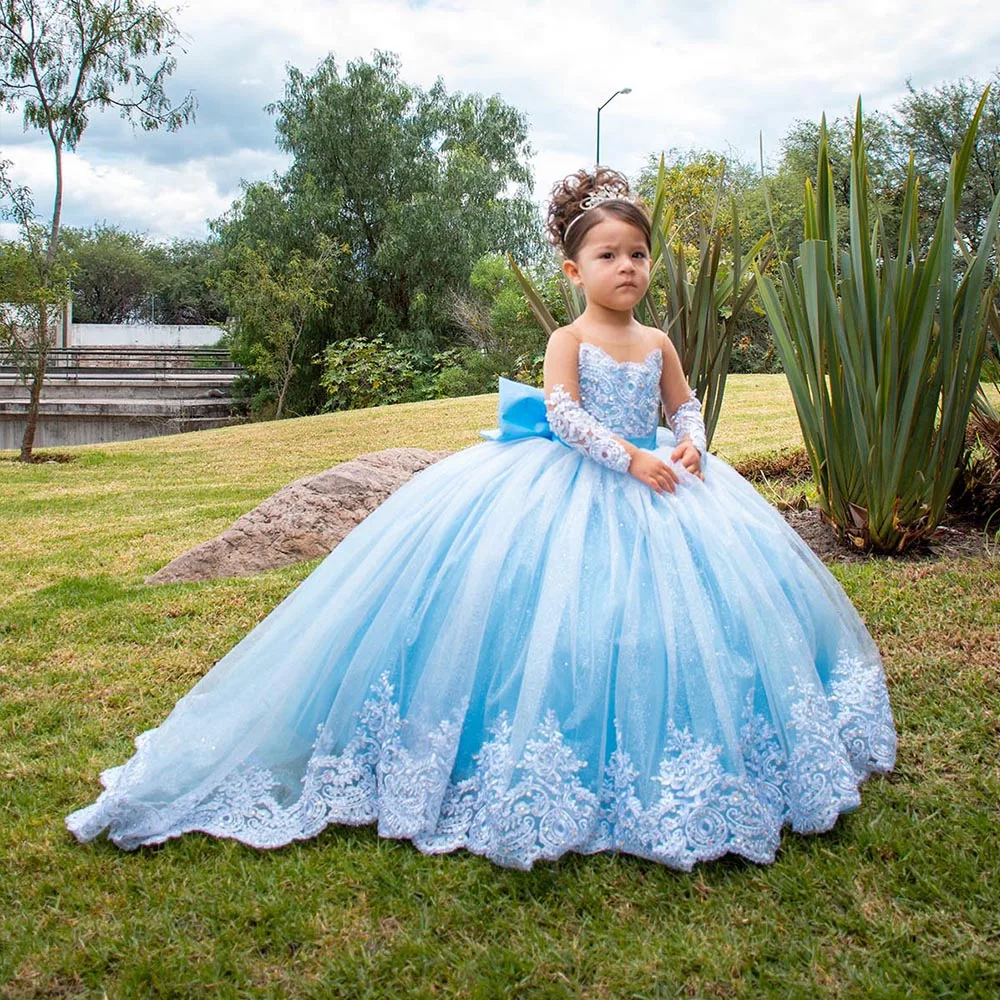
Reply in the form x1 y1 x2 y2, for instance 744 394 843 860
61 225 155 323
61 225 227 325
0 0 195 458
776 110 905 250
635 149 757 246
146 238 226 325
894 69 1000 246
1 160 71 448
451 254 546 354
218 235 340 420
213 49 541 413
632 149 784 376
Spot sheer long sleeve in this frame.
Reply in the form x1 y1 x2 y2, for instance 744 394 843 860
545 384 632 474
667 391 707 456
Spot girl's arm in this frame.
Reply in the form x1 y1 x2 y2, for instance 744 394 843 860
543 328 636 474
658 334 706 457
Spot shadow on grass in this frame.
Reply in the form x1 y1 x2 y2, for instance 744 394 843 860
33 574 136 611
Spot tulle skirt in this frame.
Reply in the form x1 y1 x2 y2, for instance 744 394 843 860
66 422 897 871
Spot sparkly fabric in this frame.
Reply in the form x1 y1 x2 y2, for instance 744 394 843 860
67 343 898 869
668 394 707 457
575 342 662 441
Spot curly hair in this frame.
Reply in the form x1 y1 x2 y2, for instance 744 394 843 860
545 167 651 260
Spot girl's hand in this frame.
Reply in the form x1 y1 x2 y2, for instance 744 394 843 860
628 450 681 494
670 440 704 481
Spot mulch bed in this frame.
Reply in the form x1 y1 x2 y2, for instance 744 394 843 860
1 452 76 463
781 505 997 563
731 448 997 563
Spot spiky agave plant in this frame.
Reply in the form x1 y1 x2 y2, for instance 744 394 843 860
755 89 1000 552
642 157 771 449
508 155 766 449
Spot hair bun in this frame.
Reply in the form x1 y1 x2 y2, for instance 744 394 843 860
545 167 632 248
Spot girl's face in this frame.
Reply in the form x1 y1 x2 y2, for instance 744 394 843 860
563 215 651 311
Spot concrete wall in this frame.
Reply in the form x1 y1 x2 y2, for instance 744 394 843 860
0 406 238 449
71 324 224 348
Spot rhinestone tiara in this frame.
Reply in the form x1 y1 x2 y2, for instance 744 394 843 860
563 184 636 240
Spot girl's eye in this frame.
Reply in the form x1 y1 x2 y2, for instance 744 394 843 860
633 251 647 259
600 252 613 259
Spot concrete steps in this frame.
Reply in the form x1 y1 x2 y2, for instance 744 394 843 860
0 371 240 401
0 346 244 449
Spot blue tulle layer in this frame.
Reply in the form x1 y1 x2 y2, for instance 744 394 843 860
66 415 897 870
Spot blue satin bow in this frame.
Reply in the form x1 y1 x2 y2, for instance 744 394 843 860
479 377 660 450
478 378 553 443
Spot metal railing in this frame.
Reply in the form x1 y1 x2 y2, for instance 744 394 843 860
1 347 240 374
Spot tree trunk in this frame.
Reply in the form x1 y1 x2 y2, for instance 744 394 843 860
275 322 305 420
17 131 67 460
19 304 49 461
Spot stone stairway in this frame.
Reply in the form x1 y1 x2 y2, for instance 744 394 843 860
0 347 244 450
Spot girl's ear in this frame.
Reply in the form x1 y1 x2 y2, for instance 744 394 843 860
562 258 582 287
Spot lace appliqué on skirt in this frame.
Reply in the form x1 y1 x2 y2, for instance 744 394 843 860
72 653 897 871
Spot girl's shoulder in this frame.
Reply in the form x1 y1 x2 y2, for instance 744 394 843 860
637 325 670 349
642 327 679 361
548 323 668 354
547 324 587 356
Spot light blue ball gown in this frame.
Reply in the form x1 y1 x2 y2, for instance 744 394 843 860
66 342 897 870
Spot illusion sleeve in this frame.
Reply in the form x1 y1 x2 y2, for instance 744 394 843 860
545 384 633 474
667 391 707 457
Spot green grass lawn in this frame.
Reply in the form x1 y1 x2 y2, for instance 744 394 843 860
2 374 998 999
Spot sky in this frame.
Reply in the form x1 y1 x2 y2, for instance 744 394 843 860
2 0 999 243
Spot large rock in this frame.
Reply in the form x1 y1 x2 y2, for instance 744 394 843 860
146 446 453 584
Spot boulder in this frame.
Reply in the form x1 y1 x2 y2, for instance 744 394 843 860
145 446 453 584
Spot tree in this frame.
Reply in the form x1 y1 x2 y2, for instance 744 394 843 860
61 224 155 323
217 235 340 420
146 237 226 325
1 159 71 440
212 50 541 414
635 149 752 246
0 0 195 459
61 226 228 325
894 69 1000 246
777 110 905 250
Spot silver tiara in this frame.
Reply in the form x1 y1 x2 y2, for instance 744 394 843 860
563 184 635 240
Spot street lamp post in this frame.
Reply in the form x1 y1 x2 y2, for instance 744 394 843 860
596 87 632 165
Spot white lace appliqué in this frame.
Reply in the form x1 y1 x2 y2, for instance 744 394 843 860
73 651 897 871
668 393 707 456
542 343 666 473
545 384 632 473
576 342 662 441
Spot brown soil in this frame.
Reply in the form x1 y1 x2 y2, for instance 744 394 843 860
0 451 76 463
781 505 997 563
732 447 998 563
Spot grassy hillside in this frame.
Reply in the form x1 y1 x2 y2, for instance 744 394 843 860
1 375 998 999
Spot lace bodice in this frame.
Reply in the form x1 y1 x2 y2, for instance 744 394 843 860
575 341 662 439
481 340 703 472
543 341 664 473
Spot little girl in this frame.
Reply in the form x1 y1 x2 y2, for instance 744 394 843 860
67 168 897 872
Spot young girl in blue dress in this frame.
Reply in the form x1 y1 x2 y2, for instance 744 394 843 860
67 167 897 871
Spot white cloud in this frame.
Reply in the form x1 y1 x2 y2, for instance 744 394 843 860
2 0 998 239
1 142 288 240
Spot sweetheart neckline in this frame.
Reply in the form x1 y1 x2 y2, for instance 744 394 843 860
578 341 662 369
